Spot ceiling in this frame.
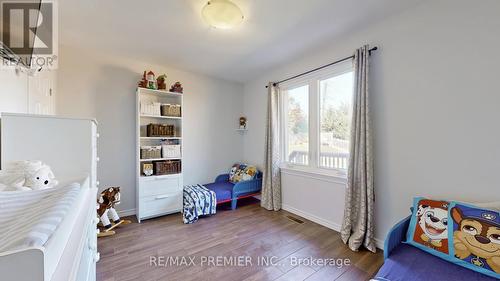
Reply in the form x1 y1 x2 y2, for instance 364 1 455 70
59 0 424 83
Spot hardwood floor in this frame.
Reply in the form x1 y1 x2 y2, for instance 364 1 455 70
97 198 383 281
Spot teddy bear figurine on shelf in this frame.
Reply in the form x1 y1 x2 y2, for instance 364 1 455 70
96 186 131 237
157 74 167 90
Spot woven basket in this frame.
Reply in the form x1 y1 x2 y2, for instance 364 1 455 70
147 123 175 137
161 104 181 117
140 146 162 159
153 160 181 175
140 101 161 116
162 144 181 158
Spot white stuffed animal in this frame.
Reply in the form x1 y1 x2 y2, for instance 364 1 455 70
22 165 58 190
0 160 58 191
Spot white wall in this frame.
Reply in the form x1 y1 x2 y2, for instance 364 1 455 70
0 69 28 114
56 45 244 214
242 0 500 246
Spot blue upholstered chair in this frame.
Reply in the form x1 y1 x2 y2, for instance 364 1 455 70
204 171 262 210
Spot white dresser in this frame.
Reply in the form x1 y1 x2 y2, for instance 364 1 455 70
137 174 183 220
135 88 183 222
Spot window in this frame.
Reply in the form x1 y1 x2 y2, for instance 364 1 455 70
319 71 353 169
284 85 309 165
281 62 354 174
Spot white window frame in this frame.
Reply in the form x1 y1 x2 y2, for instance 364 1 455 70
280 60 354 179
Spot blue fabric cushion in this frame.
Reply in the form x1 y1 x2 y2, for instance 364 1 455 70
204 181 234 202
374 244 497 281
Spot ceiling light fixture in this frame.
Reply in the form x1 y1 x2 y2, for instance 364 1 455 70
202 0 244 29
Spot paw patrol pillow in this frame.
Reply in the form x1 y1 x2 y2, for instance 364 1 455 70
450 202 500 277
406 197 500 279
229 163 257 183
406 198 451 255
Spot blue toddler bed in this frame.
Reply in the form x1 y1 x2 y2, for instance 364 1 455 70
204 171 262 210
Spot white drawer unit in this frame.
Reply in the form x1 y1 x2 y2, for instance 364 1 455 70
140 193 182 219
137 174 183 221
135 87 184 222
139 176 181 198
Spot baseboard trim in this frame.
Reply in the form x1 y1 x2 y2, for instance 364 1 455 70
282 204 342 232
374 238 384 250
282 204 385 250
118 208 136 217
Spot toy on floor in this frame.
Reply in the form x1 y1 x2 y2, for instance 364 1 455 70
96 186 131 237
0 160 58 191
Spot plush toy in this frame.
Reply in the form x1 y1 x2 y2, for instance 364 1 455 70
97 187 131 236
0 160 58 191
157 74 167 90
169 81 183 93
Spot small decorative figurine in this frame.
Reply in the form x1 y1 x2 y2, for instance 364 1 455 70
138 71 148 88
146 70 157 89
157 74 167 90
143 163 154 176
239 117 247 129
169 81 183 93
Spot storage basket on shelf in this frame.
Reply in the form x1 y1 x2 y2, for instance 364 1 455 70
140 146 162 159
162 144 181 158
140 101 161 116
147 123 175 137
153 160 181 175
161 104 181 117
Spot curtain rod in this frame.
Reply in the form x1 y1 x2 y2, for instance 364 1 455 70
265 46 378 88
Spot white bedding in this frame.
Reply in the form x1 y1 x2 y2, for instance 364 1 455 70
0 183 82 253
46 181 91 281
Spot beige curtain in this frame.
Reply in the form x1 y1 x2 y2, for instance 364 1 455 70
340 45 376 253
261 83 282 211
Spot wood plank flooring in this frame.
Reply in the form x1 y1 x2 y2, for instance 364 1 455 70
97 198 383 281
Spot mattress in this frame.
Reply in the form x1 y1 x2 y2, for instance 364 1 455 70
0 176 91 281
43 177 90 281
372 244 498 281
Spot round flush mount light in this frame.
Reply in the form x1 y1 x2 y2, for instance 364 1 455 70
202 0 244 29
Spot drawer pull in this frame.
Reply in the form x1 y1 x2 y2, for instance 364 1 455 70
155 195 171 200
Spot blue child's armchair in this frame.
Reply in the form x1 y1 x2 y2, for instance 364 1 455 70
205 171 263 210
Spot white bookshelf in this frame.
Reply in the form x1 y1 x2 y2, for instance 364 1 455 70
135 87 183 222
